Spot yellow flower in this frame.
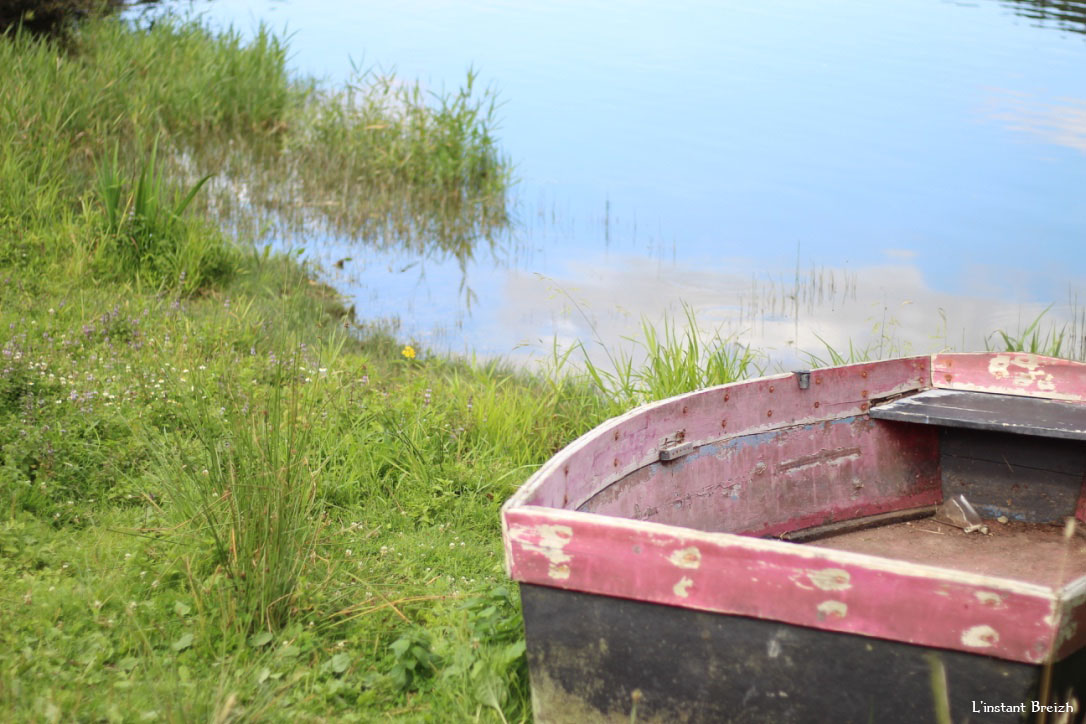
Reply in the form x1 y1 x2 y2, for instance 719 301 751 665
401 345 416 359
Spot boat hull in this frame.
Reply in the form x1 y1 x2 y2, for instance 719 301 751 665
502 354 1086 721
522 584 1086 724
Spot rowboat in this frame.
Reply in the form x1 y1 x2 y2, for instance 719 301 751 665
501 353 1086 722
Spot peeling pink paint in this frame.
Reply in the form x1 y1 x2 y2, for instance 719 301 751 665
505 506 1058 663
1054 581 1086 660
579 415 941 536
502 354 1086 665
519 357 931 511
507 523 574 580
933 353 1086 402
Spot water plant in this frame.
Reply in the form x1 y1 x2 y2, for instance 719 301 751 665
226 61 513 267
0 12 513 285
94 139 232 292
985 304 1082 360
558 299 765 409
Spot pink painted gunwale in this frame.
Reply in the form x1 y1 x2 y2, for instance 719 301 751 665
502 354 1086 664
504 505 1060 664
933 352 1086 402
1054 577 1086 661
511 357 931 511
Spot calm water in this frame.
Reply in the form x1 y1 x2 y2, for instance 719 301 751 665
151 0 1086 367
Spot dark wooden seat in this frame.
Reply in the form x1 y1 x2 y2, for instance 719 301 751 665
870 388 1086 440
872 388 1086 523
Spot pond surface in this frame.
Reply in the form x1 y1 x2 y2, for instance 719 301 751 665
153 0 1086 367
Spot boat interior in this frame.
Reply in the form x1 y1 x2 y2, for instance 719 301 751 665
809 388 1086 587
576 386 1086 587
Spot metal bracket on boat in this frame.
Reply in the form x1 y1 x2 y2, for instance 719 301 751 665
934 494 986 534
659 434 694 462
793 370 811 390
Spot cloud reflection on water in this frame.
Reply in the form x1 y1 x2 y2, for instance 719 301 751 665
495 254 1082 371
983 88 1086 153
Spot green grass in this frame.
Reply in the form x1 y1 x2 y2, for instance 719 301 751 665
0 11 511 288
984 303 1086 361
0 12 533 721
0 260 582 721
559 301 765 410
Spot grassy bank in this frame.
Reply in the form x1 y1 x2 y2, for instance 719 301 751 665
0 268 602 721
0 13 553 722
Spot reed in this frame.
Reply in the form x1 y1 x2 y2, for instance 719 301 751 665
985 303 1085 361
207 62 513 262
162 340 338 634
0 13 512 293
557 300 765 410
93 138 233 292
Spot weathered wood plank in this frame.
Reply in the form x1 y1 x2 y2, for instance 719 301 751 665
577 416 941 537
779 506 937 542
940 428 1085 522
933 352 1086 402
503 505 1060 663
506 357 930 512
870 388 1086 440
1056 577 1086 660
